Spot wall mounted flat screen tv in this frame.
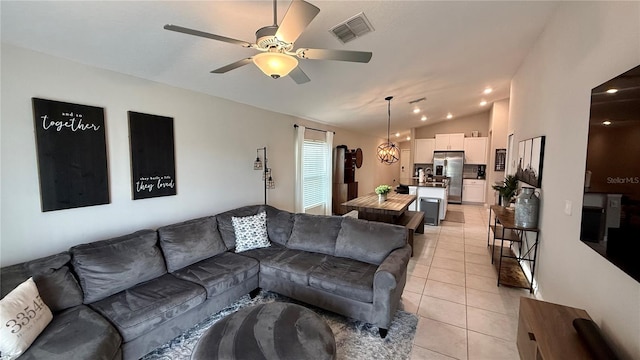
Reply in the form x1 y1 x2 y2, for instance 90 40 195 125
581 63 640 283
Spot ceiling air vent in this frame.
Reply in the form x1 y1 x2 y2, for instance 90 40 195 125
329 12 374 44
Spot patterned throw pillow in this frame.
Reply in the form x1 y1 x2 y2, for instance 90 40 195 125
0 278 53 360
231 211 270 253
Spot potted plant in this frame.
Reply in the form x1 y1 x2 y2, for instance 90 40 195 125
375 184 392 203
492 175 518 206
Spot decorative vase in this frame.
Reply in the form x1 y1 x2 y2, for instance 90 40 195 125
501 196 511 207
515 187 540 228
378 193 387 203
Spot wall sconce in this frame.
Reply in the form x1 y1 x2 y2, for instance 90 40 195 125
254 147 275 204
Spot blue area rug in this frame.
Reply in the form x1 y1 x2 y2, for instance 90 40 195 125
142 290 418 360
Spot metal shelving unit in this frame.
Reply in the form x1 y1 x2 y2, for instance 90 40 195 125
487 205 540 293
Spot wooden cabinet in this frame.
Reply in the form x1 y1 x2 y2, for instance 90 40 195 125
517 298 595 360
462 179 485 203
332 182 358 215
332 146 358 215
463 137 488 164
414 139 435 163
435 133 464 151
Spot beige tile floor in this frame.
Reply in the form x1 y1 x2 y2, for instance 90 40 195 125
403 204 538 360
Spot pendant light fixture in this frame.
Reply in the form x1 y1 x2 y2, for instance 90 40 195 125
377 96 400 165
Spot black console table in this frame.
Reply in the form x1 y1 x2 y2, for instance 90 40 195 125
487 205 540 293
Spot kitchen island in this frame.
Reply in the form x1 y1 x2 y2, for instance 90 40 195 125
401 178 449 221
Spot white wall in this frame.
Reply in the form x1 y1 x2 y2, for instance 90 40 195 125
487 99 509 204
414 111 490 139
509 2 640 359
0 44 393 266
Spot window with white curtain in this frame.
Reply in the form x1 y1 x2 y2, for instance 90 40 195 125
302 139 329 213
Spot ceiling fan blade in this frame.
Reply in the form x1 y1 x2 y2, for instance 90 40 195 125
275 0 320 44
289 66 311 84
164 24 253 48
211 58 253 74
297 48 372 63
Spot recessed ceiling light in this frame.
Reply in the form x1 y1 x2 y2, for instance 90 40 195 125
421 115 427 121
606 88 618 94
395 132 400 137
480 100 488 106
413 108 420 114
603 120 612 125
406 136 411 141
446 113 453 119
483 87 493 95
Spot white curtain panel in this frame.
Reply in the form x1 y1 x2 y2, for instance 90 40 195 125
294 125 305 213
324 131 333 215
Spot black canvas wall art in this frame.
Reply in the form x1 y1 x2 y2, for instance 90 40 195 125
516 136 545 188
32 98 110 211
128 111 176 200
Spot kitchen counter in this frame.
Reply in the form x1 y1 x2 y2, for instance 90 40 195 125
401 181 449 221
400 178 449 188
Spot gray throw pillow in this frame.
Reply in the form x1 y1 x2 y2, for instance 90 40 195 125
158 216 227 272
334 217 407 265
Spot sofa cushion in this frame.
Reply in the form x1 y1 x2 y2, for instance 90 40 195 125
309 257 377 303
17 305 121 360
263 205 295 246
172 252 259 298
158 216 227 272
232 211 270 252
1 252 83 312
89 274 206 342
216 205 264 249
259 249 328 286
0 278 53 359
335 217 407 265
286 214 343 256
236 242 287 262
70 230 167 304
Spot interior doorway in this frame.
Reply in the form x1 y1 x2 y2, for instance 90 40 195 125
400 149 411 180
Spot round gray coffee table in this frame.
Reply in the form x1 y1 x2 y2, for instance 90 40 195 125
191 302 336 360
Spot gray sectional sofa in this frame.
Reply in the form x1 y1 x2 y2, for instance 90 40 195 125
0 205 410 360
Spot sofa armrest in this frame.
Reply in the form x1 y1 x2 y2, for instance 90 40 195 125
371 244 411 329
374 244 411 291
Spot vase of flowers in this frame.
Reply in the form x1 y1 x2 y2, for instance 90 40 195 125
375 184 392 203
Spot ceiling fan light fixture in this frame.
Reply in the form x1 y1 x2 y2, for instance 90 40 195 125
253 52 298 79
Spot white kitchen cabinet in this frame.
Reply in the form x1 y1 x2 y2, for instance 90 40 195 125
408 186 418 211
462 179 486 203
414 138 436 163
463 137 488 164
435 133 465 151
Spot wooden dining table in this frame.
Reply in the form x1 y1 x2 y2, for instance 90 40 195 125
342 193 417 223
342 192 423 257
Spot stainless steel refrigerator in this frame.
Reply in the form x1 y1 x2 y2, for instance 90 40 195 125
433 151 464 204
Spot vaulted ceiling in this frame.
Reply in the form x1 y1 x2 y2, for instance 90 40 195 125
1 1 558 139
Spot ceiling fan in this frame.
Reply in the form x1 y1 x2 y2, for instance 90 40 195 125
164 0 372 84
